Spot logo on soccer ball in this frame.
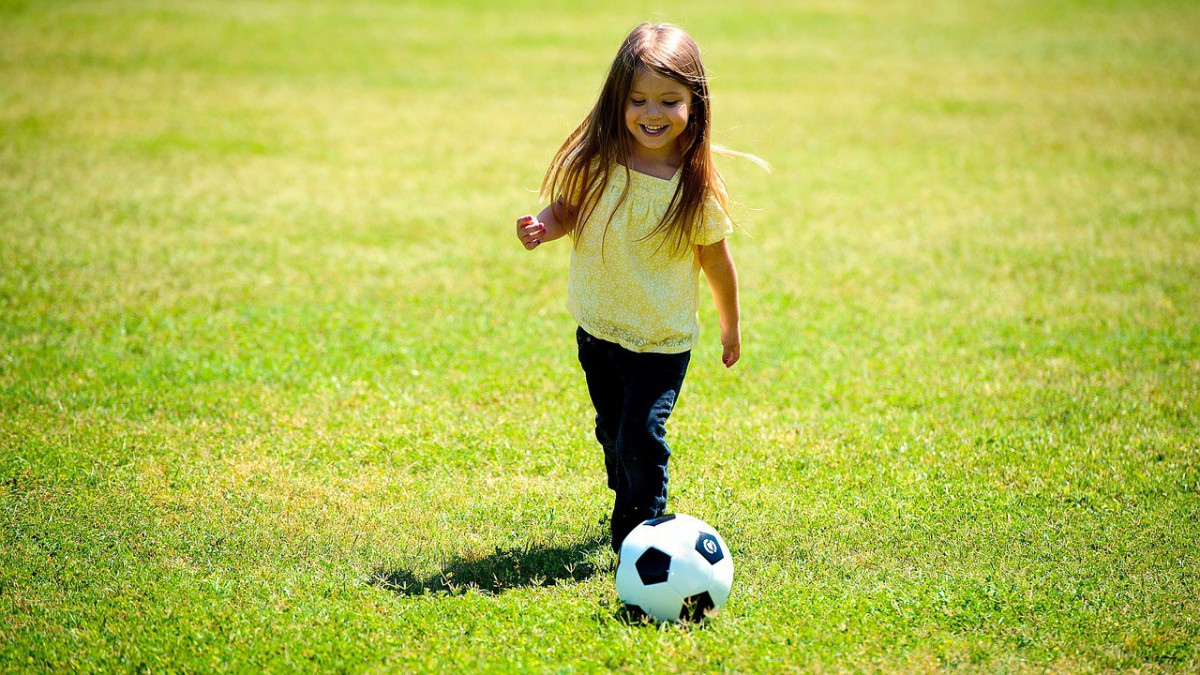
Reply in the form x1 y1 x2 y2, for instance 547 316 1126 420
695 532 724 564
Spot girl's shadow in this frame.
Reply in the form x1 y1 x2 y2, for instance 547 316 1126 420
370 533 610 596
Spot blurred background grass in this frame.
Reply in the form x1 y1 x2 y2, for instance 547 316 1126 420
2 0 1198 671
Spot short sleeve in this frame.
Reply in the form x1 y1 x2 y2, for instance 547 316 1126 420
695 194 733 246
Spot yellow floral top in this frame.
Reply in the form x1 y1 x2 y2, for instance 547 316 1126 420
567 167 732 354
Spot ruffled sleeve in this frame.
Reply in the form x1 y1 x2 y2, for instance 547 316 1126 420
695 193 733 246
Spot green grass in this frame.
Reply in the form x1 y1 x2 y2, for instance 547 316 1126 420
2 0 1198 671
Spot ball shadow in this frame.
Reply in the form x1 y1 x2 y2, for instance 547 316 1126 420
370 532 610 596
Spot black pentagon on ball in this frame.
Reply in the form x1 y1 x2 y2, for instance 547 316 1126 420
680 591 716 622
634 547 672 585
695 532 725 564
643 514 677 527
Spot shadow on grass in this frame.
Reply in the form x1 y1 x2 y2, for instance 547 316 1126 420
370 532 610 596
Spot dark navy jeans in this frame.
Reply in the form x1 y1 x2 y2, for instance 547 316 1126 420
576 327 691 552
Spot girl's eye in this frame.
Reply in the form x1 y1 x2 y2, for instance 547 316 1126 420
630 99 646 106
663 101 680 107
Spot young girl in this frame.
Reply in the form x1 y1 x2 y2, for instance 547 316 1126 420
516 23 746 552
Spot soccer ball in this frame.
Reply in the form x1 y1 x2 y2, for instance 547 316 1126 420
615 513 733 623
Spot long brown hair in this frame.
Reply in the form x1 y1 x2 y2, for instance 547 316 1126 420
540 23 732 257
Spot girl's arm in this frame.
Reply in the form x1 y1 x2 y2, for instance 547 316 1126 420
699 238 741 368
517 199 572 250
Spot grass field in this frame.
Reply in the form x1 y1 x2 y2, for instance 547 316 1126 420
2 0 1198 671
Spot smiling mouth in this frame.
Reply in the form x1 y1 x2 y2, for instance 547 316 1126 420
641 124 668 136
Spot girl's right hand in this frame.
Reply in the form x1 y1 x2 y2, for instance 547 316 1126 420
517 215 547 250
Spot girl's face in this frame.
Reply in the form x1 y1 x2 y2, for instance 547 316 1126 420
624 69 693 161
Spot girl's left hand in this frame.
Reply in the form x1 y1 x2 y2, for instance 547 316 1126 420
721 325 741 368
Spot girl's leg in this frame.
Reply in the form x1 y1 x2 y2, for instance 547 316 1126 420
576 328 622 493
576 327 691 552
610 349 691 551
